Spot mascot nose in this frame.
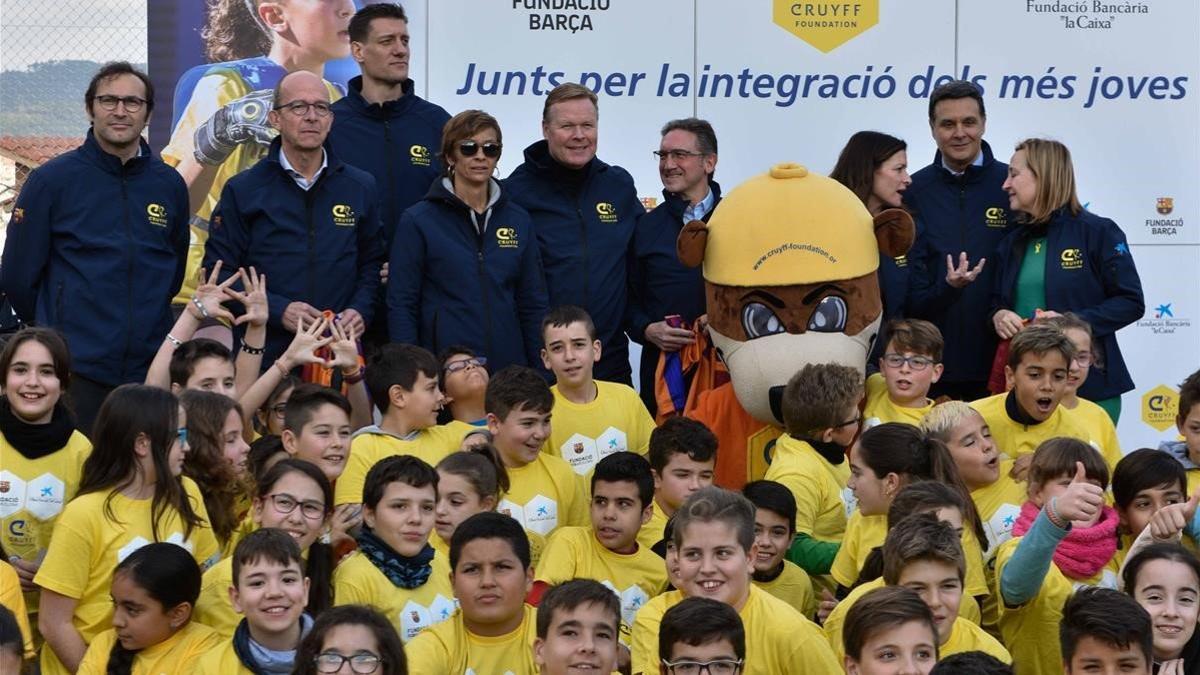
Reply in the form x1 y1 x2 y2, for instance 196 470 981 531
768 386 785 425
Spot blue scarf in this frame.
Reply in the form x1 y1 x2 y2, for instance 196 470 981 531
232 613 312 675
356 526 435 589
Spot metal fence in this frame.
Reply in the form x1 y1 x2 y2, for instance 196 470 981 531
0 0 147 233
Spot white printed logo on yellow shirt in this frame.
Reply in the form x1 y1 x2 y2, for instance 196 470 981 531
561 427 629 476
0 471 67 519
398 595 457 643
117 532 193 563
498 494 558 536
841 487 858 519
1071 570 1119 592
984 504 1021 558
600 580 651 629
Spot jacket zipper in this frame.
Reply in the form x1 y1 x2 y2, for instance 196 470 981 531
577 206 589 305
474 218 494 363
305 184 317 304
121 166 133 380
383 120 395 245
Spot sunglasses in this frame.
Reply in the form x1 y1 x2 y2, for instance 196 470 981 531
458 141 502 158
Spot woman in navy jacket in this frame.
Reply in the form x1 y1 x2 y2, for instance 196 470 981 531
387 110 549 372
990 138 1144 420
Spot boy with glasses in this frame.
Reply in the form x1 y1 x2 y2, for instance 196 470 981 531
863 319 944 429
657 597 745 675
439 346 490 426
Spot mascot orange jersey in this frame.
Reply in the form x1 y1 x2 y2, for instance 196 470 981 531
677 163 913 488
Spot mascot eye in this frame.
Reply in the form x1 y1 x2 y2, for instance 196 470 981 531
807 296 848 333
741 302 786 340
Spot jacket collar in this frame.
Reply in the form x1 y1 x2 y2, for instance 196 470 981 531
521 139 607 180
930 139 998 184
80 128 152 175
343 75 417 117
265 136 343 176
425 175 506 212
662 179 723 219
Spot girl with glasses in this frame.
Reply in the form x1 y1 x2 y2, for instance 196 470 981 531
387 109 550 375
194 459 334 638
35 385 218 675
294 604 406 675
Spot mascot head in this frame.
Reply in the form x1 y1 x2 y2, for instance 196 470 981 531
678 162 914 426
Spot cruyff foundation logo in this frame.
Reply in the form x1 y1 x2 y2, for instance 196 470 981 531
331 204 356 227
1060 247 1083 270
985 206 1008 228
596 202 618 223
146 203 169 227
1141 384 1178 432
773 1 880 53
409 144 431 167
495 226 518 248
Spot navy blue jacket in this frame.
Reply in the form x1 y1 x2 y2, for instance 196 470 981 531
388 178 549 372
1 131 188 385
328 77 450 247
203 139 385 366
990 208 1144 400
903 140 1012 384
504 141 643 383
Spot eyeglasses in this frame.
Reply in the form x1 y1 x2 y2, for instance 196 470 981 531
95 95 146 112
270 403 288 419
176 427 189 446
835 413 863 429
458 141 502 158
276 101 333 117
445 356 488 374
313 652 383 674
881 353 937 371
661 658 743 675
1072 351 1093 367
653 149 707 162
266 493 327 520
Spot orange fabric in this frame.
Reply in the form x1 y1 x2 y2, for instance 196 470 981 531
654 323 729 425
688 384 781 491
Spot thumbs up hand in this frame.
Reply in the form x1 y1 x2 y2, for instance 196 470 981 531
1149 488 1200 541
1052 462 1105 525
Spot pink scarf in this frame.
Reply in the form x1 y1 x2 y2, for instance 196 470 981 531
1013 500 1119 580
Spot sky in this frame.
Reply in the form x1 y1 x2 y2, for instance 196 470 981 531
1 0 146 71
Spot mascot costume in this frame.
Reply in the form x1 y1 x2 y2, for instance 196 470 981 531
677 162 914 488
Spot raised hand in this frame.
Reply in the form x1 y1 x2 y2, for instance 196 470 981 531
993 309 1024 340
191 262 241 323
280 315 333 369
328 321 360 373
945 252 986 288
1150 488 1200 541
226 266 268 327
1052 461 1105 524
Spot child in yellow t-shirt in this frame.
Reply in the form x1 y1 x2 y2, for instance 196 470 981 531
764 363 863 579
742 480 816 618
842 585 940 674
292 604 409 675
439 347 490 427
1060 589 1154 675
533 579 622 674
1110 449 1188 568
1036 314 1121 466
405 512 539 673
1158 368 1200 495
639 417 718 554
335 344 481 509
823 514 1010 665
534 452 667 646
195 529 313 675
0 559 33 661
657 597 746 675
539 306 656 476
76 542 222 675
629 487 840 675
334 456 456 643
434 447 547 569
863 319 944 429
485 366 588 538
995 439 1123 675
833 423 989 599
194 458 335 637
970 324 1116 472
35 385 219 675
0 328 92 619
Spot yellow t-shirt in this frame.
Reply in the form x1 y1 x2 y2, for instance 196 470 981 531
943 616 1012 663
193 638 253 675
194 556 238 638
430 526 547 572
535 526 667 639
0 559 33 659
862 373 933 429
161 68 342 303
34 479 219 675
631 585 839 675
993 534 1121 675
497 453 588 538
970 393 1115 463
635 499 670 553
1063 398 1123 468
334 422 474 506
333 549 456 643
762 434 852 543
972 461 1028 558
0 430 91 611
404 604 539 674
752 559 816 618
76 621 222 675
829 512 989 597
546 381 655 476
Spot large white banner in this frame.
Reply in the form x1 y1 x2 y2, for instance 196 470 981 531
408 0 1197 451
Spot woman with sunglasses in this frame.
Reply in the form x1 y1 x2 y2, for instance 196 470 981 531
387 110 549 373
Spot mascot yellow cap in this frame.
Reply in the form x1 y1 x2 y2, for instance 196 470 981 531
701 163 879 287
